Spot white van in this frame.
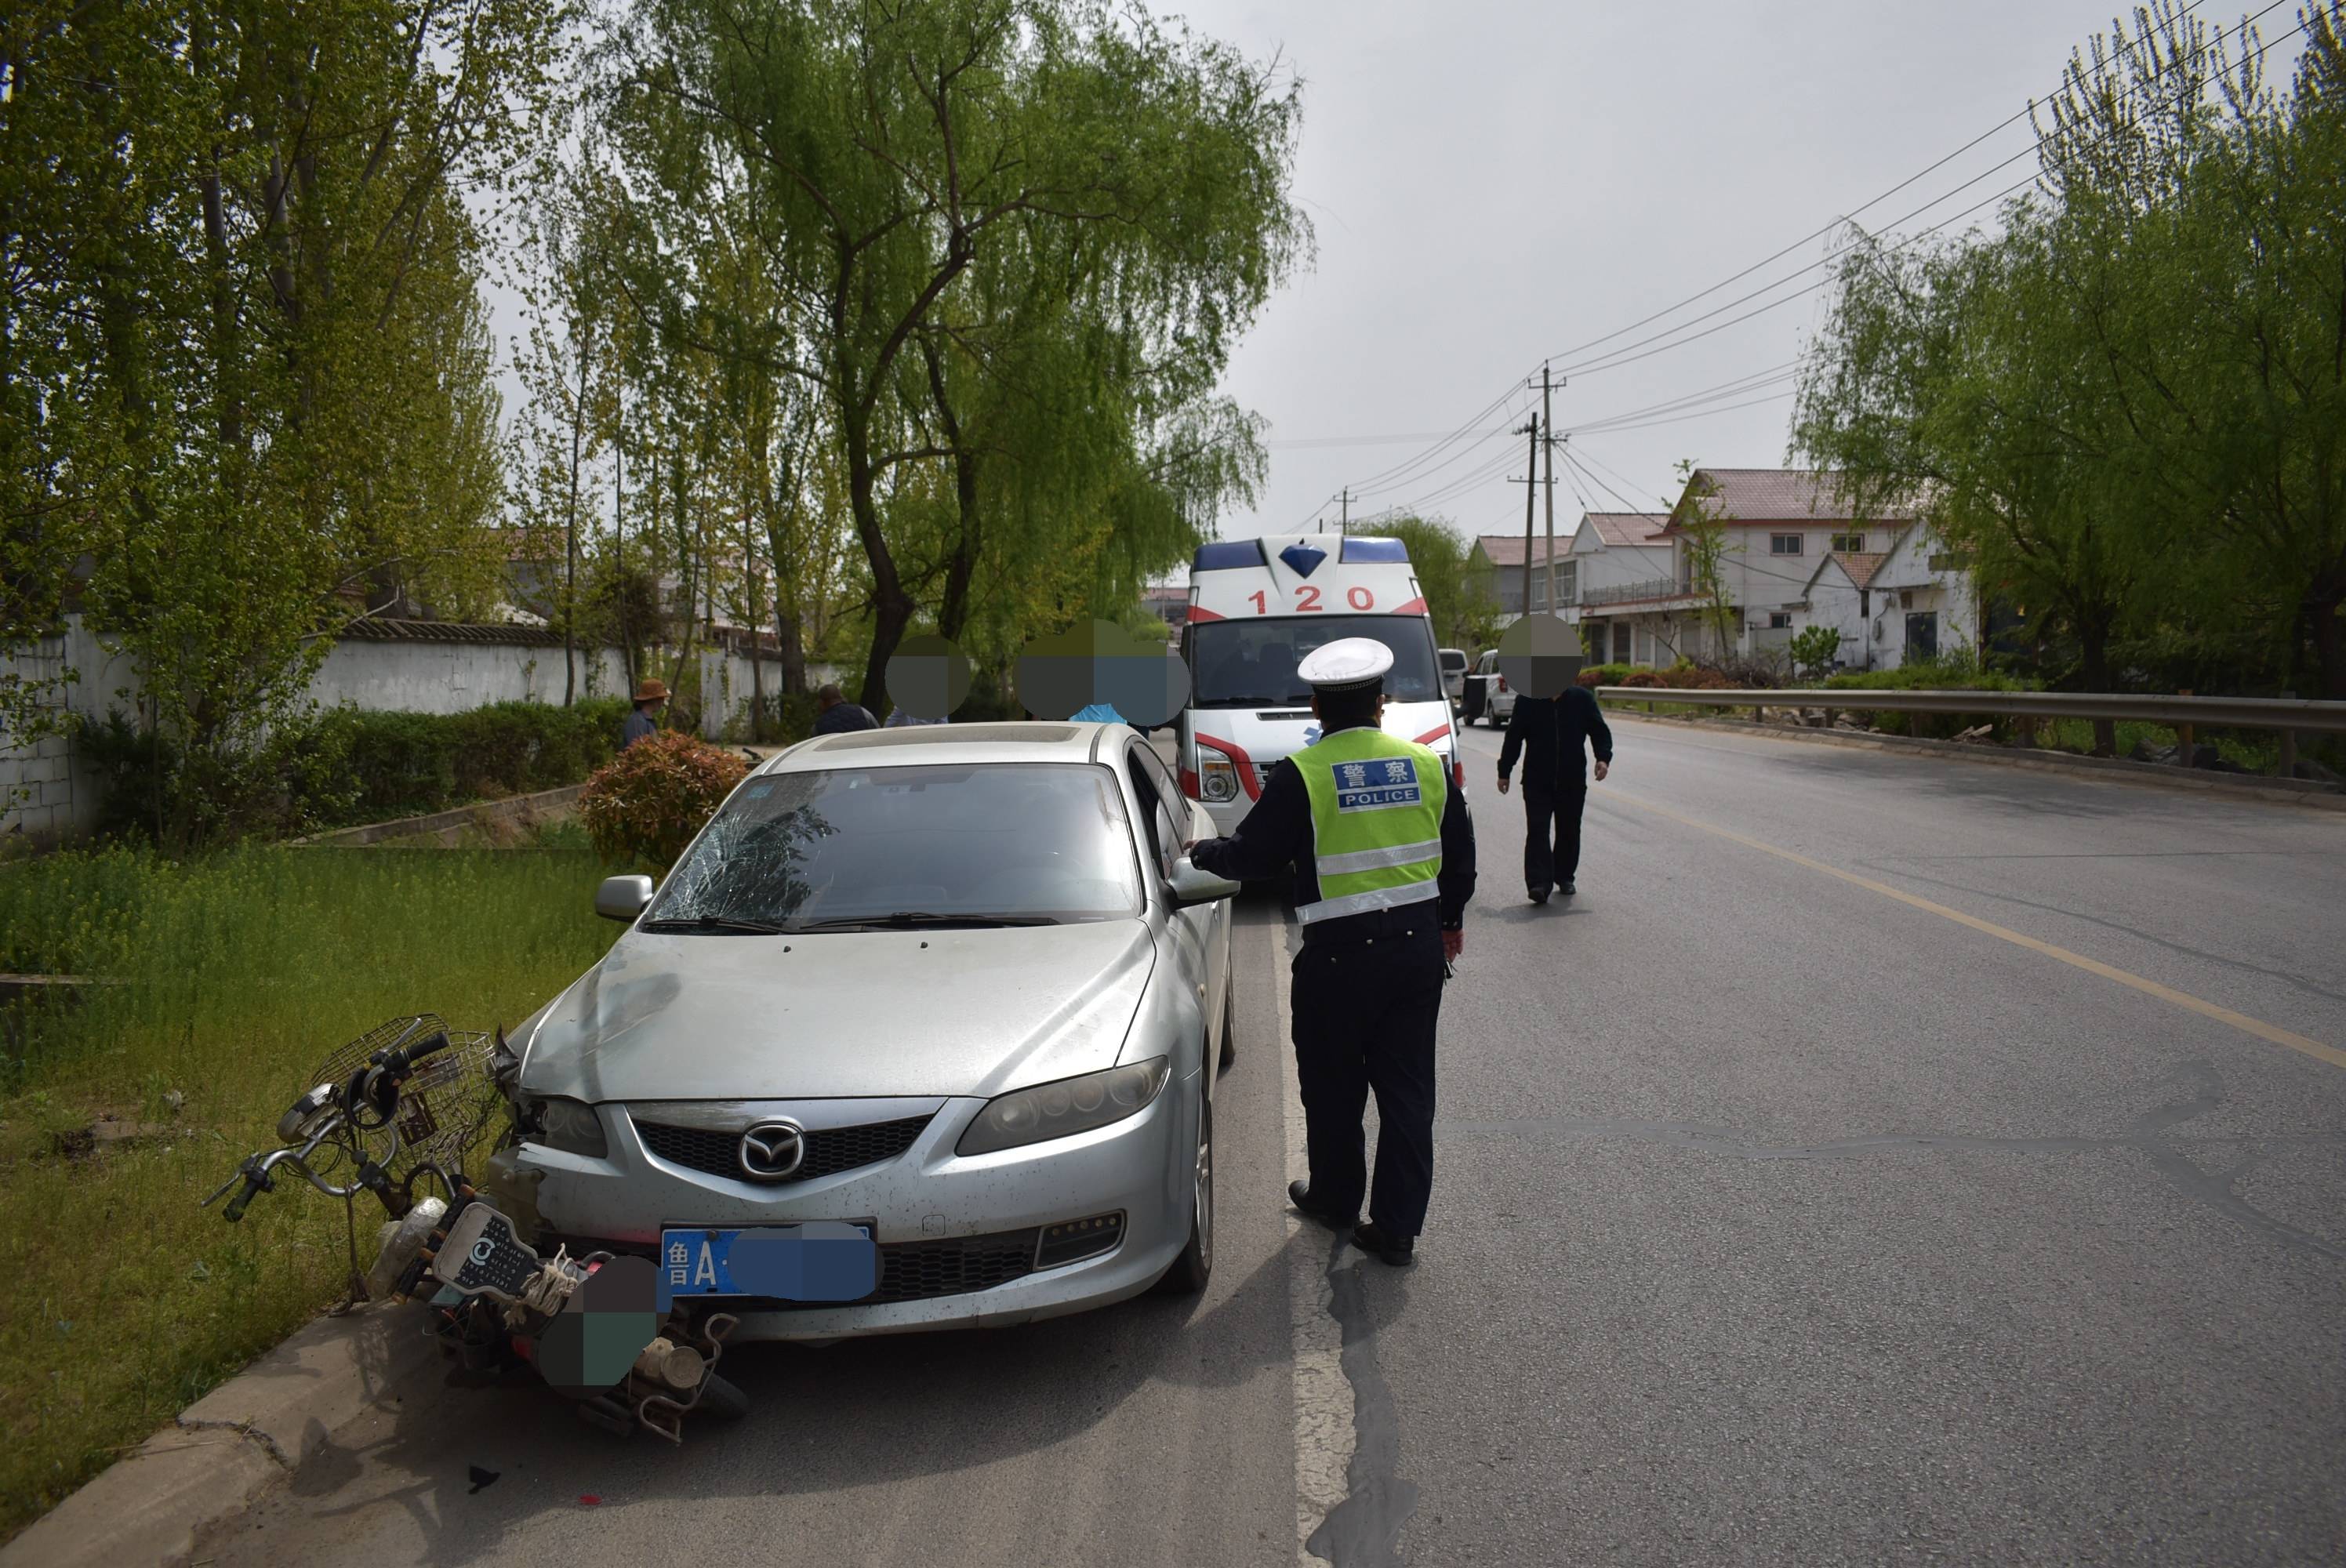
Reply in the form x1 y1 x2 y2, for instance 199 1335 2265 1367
1175 533 1462 834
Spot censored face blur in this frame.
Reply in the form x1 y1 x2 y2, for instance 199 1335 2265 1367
1495 613 1583 699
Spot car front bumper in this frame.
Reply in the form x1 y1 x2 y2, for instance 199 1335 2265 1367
507 1081 1195 1341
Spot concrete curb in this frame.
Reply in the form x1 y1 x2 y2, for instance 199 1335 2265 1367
290 782 587 848
1603 710 2346 813
1 1301 437 1568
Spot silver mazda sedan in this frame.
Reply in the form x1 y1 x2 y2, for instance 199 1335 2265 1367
488 721 1238 1341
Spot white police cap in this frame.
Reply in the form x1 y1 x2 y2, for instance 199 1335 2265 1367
1296 636 1394 694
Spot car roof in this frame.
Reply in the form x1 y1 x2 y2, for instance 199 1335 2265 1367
760 720 1133 775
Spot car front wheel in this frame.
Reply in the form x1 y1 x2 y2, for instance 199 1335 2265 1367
1155 1087 1213 1294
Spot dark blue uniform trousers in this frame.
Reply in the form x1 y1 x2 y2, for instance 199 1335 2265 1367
1290 923 1445 1237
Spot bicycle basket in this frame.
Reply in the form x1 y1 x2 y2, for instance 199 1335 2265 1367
298 1014 503 1179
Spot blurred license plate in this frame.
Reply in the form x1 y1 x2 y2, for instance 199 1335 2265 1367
657 1222 876 1308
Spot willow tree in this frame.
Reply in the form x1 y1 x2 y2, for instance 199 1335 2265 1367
4 0 559 841
1796 212 2149 752
2054 2 2346 698
1800 1 2346 720
609 0 1305 714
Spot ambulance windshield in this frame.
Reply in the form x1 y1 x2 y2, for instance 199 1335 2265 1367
1187 615 1444 707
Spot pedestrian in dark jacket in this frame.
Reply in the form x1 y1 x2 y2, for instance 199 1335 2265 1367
1495 686 1612 902
811 683 878 735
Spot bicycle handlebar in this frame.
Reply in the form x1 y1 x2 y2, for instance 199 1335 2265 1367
397 1029 454 1069
205 1112 404 1219
222 1171 265 1221
209 1019 459 1223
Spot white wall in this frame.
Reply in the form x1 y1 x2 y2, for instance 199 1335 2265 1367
309 637 627 716
1799 572 1872 670
1 619 140 843
688 649 844 739
1 616 826 841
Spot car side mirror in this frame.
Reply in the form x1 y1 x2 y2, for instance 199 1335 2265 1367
595 874 654 922
1168 856 1240 908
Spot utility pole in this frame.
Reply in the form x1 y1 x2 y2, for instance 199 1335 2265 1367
1340 488 1349 535
1513 413 1540 620
1540 362 1559 621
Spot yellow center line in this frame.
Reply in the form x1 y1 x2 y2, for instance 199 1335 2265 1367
1601 788 2346 1073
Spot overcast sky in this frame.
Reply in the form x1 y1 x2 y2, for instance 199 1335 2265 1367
487 2 2304 564
1164 0 2294 550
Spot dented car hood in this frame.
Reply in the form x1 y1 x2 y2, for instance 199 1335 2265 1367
516 920 1157 1104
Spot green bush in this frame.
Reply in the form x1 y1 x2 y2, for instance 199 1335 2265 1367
1819 659 2037 739
1575 662 1654 688
1818 659 2028 695
301 699 628 827
80 699 632 845
576 730 750 872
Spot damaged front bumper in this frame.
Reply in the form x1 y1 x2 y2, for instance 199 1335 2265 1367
484 1082 1196 1342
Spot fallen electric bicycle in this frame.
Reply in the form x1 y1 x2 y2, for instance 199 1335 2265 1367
204 1014 747 1442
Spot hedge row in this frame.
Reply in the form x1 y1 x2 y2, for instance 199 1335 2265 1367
1578 662 1734 691
303 698 632 826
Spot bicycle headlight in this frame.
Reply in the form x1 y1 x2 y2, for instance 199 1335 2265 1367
957 1058 1171 1156
529 1097 608 1158
1198 756 1238 803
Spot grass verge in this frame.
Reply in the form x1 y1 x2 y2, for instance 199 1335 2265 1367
0 831 618 1545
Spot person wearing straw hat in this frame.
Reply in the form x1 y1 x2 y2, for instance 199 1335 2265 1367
1186 636 1476 1266
623 678 670 749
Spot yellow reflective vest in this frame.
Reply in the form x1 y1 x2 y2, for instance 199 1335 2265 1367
1291 727 1447 927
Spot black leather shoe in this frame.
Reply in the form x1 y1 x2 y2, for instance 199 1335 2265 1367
1528 888 1549 905
1290 1180 1357 1230
1560 878 1577 895
1352 1221 1414 1266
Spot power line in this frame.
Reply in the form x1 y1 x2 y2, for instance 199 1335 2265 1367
1565 364 1800 434
1262 428 1516 451
1349 415 1527 501
1316 0 2301 534
1538 0 2261 372
1547 0 2304 383
1570 443 1676 511
1340 378 1534 496
1579 390 1797 435
1382 438 1527 513
1560 447 1652 518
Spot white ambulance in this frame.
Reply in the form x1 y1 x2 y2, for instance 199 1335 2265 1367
1175 533 1462 835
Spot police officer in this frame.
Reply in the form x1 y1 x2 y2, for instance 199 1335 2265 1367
1187 637 1476 1265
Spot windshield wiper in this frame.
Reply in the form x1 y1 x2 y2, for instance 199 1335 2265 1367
637 914 789 935
788 911 1061 932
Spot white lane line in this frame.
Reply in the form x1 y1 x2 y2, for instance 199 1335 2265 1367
1284 914 1354 1563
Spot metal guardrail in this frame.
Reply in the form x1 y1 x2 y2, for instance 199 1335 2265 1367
1592 686 2346 732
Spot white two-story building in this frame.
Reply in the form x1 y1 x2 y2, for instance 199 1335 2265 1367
1798 521 1979 670
1563 511 1683 664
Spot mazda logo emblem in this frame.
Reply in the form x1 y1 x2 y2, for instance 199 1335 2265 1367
738 1120 807 1180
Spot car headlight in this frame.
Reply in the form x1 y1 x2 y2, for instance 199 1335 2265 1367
528 1097 608 1158
957 1058 1171 1156
1198 756 1238 803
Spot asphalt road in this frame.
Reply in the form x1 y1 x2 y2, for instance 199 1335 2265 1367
199 717 2346 1566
